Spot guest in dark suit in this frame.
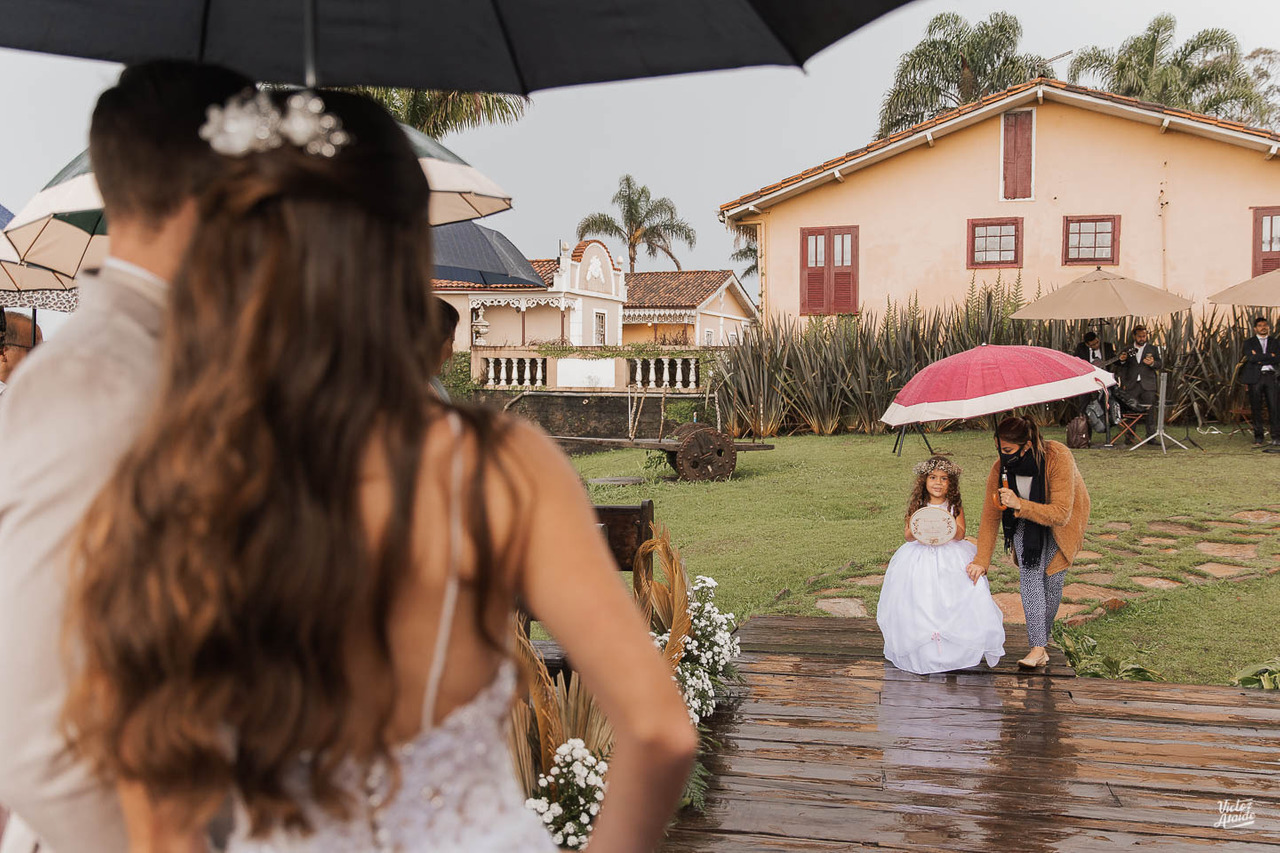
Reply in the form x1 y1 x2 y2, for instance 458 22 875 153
1072 332 1116 431
1241 316 1279 447
1116 325 1162 439
1072 331 1116 366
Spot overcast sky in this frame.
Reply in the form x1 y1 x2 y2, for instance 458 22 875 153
2 0 1278 309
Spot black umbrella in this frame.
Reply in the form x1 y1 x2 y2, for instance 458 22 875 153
432 221 543 288
1 1 911 93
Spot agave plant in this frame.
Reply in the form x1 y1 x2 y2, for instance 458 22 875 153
711 319 791 438
712 279 1267 436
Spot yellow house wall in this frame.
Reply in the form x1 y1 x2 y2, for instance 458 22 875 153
622 323 693 344
757 100 1280 318
438 293 472 352
697 287 755 344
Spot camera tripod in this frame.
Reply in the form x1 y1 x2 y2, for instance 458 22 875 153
1130 373 1201 453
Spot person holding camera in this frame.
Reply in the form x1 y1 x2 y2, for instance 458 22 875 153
1116 325 1162 441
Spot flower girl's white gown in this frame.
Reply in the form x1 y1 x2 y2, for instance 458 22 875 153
228 415 558 852
876 504 1005 674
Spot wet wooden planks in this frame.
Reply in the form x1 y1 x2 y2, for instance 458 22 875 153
663 616 1280 852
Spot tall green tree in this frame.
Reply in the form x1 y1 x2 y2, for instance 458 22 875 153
877 12 1050 138
576 175 696 273
349 87 529 138
1068 15 1266 123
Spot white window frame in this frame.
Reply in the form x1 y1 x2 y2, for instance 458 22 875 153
593 310 607 346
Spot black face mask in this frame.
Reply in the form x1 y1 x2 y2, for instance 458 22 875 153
999 449 1023 468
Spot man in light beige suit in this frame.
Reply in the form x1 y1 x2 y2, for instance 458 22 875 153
0 61 252 853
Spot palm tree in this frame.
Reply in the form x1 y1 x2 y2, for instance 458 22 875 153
1068 15 1266 122
348 87 529 138
1245 47 1280 128
576 175 696 273
730 223 758 279
877 12 1050 138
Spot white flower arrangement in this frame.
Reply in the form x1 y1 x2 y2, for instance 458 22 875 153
524 738 608 850
652 575 741 726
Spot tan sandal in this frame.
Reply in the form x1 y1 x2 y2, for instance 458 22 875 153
1017 650 1050 669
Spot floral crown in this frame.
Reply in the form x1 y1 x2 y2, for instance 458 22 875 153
199 90 350 158
912 456 961 478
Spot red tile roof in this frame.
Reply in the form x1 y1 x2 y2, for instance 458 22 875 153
528 258 558 286
625 270 733 309
431 278 544 292
720 77 1280 214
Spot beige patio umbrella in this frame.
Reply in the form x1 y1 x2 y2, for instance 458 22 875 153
1207 267 1280 307
1011 267 1193 320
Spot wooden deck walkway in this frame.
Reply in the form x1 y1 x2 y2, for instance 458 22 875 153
664 616 1280 852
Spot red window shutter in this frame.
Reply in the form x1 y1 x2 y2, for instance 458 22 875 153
1002 112 1033 200
800 228 828 314
831 227 858 313
1255 208 1280 276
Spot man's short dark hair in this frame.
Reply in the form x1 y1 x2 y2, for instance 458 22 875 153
1083 331 1099 343
434 297 461 339
1 310 38 349
89 61 253 227
1132 324 1147 334
1256 316 1270 327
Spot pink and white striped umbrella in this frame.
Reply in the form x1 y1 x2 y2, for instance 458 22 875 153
881 344 1116 427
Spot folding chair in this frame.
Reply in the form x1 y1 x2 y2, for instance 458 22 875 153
1105 412 1145 447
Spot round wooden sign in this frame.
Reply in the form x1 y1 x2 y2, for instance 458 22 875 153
910 505 956 546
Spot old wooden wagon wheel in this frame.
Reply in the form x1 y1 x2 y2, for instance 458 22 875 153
666 422 714 471
669 427 737 481
670 421 715 440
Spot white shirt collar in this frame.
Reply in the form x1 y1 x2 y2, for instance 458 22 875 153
101 256 169 300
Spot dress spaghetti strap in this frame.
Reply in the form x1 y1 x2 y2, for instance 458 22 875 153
422 412 465 727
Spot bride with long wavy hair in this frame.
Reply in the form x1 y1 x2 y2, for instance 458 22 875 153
61 89 695 852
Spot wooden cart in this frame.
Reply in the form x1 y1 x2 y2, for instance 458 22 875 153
554 423 773 481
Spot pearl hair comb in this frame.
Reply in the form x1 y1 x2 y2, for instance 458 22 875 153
199 90 350 158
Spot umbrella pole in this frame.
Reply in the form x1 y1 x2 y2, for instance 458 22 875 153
916 424 935 455
303 0 318 88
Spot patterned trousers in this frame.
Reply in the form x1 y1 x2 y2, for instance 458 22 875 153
1014 519 1065 648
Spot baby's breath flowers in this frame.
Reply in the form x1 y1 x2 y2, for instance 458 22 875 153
652 575 741 725
524 739 607 850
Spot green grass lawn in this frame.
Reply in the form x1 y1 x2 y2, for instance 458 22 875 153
572 428 1280 686
1076 572 1280 685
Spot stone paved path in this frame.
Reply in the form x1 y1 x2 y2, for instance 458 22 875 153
810 505 1280 630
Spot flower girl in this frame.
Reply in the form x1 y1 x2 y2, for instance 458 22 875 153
877 456 1005 674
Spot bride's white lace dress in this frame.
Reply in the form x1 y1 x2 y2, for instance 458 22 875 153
227 416 558 852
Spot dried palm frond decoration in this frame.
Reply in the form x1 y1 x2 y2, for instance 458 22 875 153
508 521 733 829
508 615 565 794
632 522 692 644
554 670 614 756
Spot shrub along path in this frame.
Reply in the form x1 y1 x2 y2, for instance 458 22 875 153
574 429 1280 685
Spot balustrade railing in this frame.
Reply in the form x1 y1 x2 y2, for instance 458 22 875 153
482 356 548 388
627 356 701 391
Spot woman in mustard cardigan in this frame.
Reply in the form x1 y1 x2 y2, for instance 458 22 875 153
965 415 1091 668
